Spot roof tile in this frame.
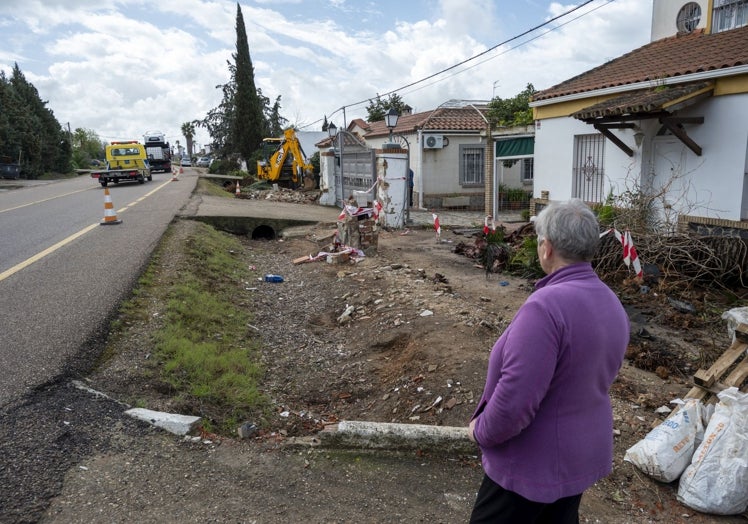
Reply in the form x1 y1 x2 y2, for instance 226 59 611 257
572 81 713 120
364 103 489 138
534 26 748 102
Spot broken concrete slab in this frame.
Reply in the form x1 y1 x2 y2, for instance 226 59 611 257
125 408 201 436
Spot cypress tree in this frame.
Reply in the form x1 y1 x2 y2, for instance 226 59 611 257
231 3 265 163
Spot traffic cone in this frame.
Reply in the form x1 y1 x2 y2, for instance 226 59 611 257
235 181 241 197
171 166 179 181
100 187 122 225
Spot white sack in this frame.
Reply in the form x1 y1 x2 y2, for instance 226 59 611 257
721 307 748 343
624 398 704 482
677 387 748 515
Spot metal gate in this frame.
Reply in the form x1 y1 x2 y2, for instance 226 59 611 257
332 131 376 207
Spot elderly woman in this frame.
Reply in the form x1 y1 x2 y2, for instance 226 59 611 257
468 198 630 523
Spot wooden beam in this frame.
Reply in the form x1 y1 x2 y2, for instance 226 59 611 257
582 112 668 124
602 123 637 129
594 123 634 157
660 117 702 156
663 116 704 125
692 339 747 388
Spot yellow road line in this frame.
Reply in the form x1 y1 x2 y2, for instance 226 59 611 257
0 187 92 214
0 223 99 282
0 179 174 282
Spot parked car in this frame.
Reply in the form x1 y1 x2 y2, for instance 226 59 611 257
196 156 211 167
180 157 192 167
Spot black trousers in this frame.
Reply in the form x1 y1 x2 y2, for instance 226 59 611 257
470 474 582 524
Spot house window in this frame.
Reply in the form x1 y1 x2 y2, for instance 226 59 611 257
572 134 605 203
677 2 701 33
713 0 747 32
459 145 484 186
521 157 534 183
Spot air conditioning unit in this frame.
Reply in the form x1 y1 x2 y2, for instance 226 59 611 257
424 135 444 149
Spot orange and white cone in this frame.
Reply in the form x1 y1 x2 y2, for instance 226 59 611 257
235 181 241 197
171 166 179 181
100 187 122 225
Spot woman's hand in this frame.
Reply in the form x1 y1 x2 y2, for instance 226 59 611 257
468 419 477 443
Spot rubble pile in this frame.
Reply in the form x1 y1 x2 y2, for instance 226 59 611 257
241 230 517 437
236 185 322 204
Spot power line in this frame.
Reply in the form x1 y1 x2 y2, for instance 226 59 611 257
318 0 605 127
397 0 614 100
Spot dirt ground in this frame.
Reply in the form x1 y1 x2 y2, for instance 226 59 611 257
42 211 748 523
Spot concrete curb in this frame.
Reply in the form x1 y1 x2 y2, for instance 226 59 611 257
125 408 202 436
316 420 476 454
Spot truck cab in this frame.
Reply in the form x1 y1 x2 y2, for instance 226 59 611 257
91 141 152 187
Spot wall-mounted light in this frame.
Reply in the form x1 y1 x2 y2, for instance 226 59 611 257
634 126 645 148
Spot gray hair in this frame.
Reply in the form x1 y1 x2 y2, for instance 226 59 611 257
534 199 599 262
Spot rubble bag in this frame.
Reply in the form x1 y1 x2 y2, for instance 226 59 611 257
624 398 704 482
677 387 748 515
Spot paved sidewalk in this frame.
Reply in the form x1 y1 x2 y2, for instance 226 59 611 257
408 208 524 229
185 193 526 231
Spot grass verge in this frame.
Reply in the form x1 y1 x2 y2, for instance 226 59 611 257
106 220 269 435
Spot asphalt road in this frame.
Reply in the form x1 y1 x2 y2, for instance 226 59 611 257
0 171 197 408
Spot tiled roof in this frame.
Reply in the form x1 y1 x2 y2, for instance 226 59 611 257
422 106 489 131
534 26 748 102
364 112 431 138
364 102 489 138
349 118 370 131
572 81 714 120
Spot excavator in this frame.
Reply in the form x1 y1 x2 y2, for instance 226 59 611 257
256 128 315 189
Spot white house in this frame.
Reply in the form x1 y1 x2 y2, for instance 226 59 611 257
530 0 748 234
361 101 490 210
317 100 536 217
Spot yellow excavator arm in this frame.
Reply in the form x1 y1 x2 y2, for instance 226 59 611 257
256 128 314 188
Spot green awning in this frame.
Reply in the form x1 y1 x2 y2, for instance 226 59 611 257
495 137 534 158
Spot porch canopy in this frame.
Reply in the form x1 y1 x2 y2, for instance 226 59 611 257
572 81 713 157
495 136 534 158
492 136 534 218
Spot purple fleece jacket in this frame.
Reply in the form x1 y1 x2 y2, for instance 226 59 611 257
471 262 629 503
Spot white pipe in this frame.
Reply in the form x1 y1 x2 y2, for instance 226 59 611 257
417 128 424 209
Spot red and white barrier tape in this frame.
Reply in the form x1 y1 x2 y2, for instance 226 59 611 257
601 228 643 277
483 215 496 235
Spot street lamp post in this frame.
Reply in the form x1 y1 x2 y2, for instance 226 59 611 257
383 108 399 150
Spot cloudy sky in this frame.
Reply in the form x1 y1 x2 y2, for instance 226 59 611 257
0 0 652 149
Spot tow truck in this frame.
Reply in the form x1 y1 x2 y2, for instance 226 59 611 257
256 128 315 189
91 141 152 187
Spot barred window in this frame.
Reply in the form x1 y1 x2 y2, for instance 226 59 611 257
713 0 747 32
459 145 484 186
572 134 605 203
521 157 534 182
677 2 702 33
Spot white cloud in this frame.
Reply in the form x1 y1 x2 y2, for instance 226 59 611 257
0 0 653 148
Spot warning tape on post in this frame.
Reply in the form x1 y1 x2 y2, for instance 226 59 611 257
600 228 643 277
